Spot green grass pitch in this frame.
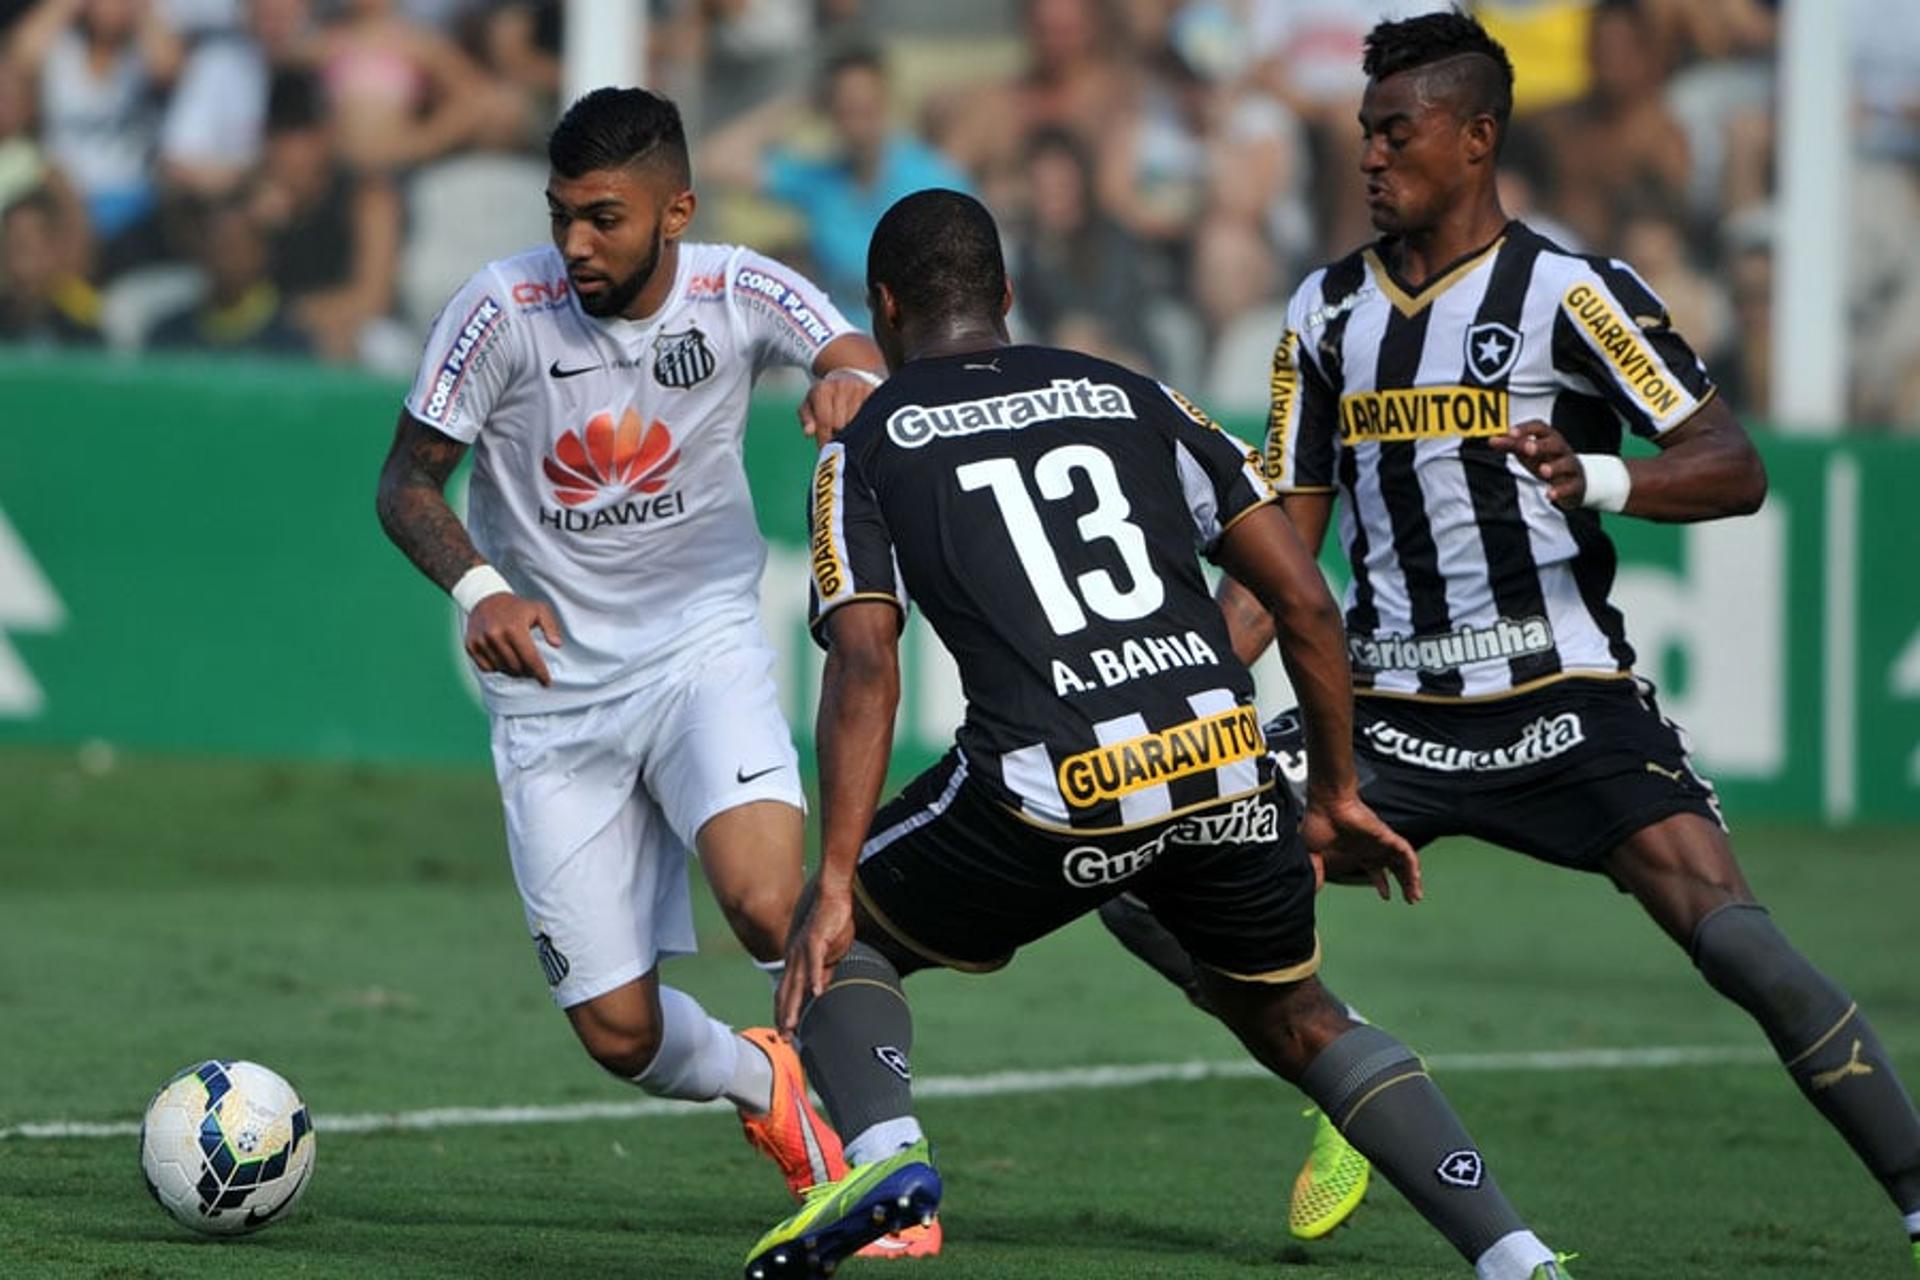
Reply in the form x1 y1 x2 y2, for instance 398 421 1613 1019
2 745 1916 1277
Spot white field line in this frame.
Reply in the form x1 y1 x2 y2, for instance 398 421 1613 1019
0 1043 1776 1142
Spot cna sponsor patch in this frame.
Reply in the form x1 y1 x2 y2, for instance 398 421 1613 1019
1337 385 1508 445
1056 705 1263 808
510 275 570 311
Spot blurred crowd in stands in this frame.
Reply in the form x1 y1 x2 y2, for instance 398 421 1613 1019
2 0 1919 430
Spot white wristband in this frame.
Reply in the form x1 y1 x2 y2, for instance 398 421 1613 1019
823 367 883 388
450 564 512 612
1577 453 1631 513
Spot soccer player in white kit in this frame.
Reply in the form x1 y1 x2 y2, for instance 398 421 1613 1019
375 89 934 1249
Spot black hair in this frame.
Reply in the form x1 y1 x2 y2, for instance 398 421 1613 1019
1363 8 1515 151
868 189 1006 323
548 87 691 187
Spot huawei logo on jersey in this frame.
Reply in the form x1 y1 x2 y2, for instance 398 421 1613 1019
542 410 679 507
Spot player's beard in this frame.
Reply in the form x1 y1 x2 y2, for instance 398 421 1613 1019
578 224 665 319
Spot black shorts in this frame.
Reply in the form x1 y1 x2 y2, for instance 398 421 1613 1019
1268 676 1723 874
854 749 1321 983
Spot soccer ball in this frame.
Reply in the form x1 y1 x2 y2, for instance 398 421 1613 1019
140 1059 316 1235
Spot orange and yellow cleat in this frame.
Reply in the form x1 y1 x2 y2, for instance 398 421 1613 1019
737 1027 944 1261
856 1217 944 1259
737 1027 847 1200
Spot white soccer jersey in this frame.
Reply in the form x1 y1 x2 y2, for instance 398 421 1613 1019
404 241 856 713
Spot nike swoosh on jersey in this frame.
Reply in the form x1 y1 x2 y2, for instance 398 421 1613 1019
548 360 602 379
735 764 784 784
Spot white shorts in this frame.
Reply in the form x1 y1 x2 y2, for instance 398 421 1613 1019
488 641 804 1008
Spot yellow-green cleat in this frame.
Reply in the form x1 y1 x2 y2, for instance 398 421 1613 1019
1532 1251 1578 1278
1288 1108 1370 1240
744 1139 941 1279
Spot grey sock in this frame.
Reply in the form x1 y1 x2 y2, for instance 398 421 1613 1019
1693 903 1920 1213
1300 1024 1528 1263
797 941 916 1146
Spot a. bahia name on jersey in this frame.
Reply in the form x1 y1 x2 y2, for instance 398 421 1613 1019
886 378 1135 448
1050 630 1221 696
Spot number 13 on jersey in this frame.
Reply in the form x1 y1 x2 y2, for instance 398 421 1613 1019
956 444 1165 636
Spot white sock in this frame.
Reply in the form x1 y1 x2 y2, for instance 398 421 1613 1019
1344 1003 1371 1025
753 957 786 990
727 1033 775 1115
629 986 739 1102
1904 1209 1920 1237
1474 1229 1555 1280
844 1116 924 1168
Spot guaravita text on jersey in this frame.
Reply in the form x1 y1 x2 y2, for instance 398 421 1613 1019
886 378 1134 448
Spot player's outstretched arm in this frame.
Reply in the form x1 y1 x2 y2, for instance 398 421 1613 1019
1215 491 1336 665
778 600 901 1033
799 334 890 446
1216 505 1419 903
375 409 562 685
1491 396 1767 522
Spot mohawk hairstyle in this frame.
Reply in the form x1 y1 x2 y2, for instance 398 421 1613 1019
1363 7 1515 152
548 87 692 187
868 189 1007 323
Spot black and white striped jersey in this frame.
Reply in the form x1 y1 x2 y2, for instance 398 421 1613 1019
809 345 1274 832
1265 219 1715 700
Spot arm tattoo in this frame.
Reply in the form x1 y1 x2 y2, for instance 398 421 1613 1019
375 412 486 593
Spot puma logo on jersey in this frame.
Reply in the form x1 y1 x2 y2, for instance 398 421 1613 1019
1811 1039 1875 1091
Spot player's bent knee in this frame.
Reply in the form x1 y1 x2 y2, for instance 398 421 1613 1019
714 882 796 955
569 1002 664 1078
1202 971 1351 1081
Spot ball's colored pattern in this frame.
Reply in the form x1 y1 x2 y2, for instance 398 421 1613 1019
140 1060 315 1235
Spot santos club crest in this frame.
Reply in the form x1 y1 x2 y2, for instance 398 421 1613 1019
654 326 716 389
1464 321 1522 384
